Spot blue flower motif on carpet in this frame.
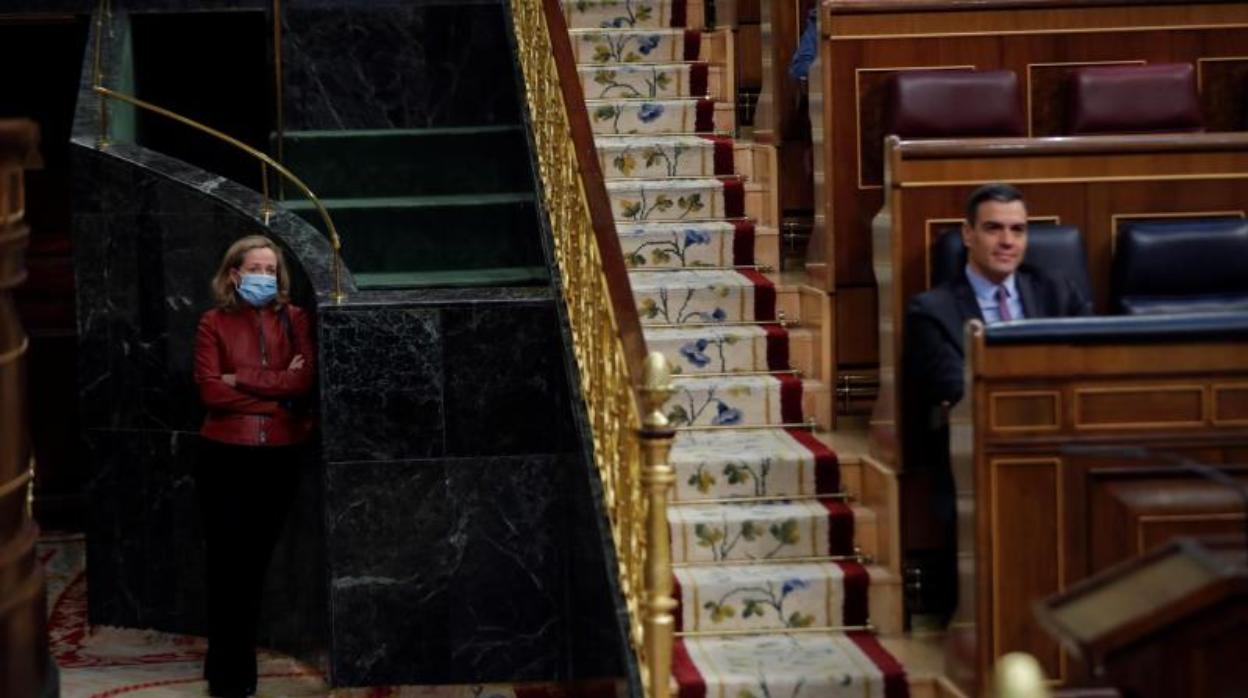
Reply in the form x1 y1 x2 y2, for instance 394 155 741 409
638 102 665 123
710 308 727 322
638 35 662 55
684 228 713 246
781 578 809 597
712 401 743 426
680 339 712 368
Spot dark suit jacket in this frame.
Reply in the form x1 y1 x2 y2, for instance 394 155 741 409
902 264 1092 471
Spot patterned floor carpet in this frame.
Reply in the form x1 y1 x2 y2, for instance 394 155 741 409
562 1 909 695
38 535 578 698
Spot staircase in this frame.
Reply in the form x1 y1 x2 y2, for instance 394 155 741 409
279 125 549 288
562 1 910 696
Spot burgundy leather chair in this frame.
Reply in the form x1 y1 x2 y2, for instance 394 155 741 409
888 69 1026 138
1068 63 1204 135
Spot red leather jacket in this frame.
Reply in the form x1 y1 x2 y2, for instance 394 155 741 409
193 303 316 446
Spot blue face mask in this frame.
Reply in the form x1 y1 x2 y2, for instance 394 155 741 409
237 273 278 307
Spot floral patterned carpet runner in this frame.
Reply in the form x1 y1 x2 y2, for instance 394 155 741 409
563 1 908 696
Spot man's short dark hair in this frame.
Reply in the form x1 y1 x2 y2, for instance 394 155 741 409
965 183 1024 225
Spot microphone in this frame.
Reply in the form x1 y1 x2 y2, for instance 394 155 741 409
1060 444 1248 567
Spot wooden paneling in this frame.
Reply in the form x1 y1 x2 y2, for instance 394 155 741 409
1213 384 1248 425
737 0 761 24
1089 475 1247 572
1198 56 1248 131
990 457 1065 679
990 391 1060 431
947 326 1248 695
737 23 763 88
811 0 1248 375
1075 385 1205 430
834 284 878 366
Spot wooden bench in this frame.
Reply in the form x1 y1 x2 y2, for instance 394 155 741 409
946 315 1248 694
810 0 1248 375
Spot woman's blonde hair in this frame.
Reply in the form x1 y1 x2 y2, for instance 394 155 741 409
210 235 292 310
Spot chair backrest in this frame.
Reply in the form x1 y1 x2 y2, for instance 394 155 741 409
1068 63 1204 135
888 69 1026 138
930 223 1092 301
1112 218 1248 314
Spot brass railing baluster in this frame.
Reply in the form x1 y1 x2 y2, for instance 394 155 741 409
640 353 676 698
509 0 677 693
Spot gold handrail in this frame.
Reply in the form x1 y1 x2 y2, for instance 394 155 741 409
90 0 344 302
510 0 676 696
93 87 345 303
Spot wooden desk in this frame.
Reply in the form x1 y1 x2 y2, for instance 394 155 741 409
947 316 1248 695
811 0 1248 374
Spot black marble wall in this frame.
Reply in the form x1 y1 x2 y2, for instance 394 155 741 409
316 293 629 686
281 2 520 130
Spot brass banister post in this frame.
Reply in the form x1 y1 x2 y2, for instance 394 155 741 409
993 653 1052 698
640 352 676 698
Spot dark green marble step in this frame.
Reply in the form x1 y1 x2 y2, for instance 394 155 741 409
353 266 549 289
283 193 548 286
279 126 532 199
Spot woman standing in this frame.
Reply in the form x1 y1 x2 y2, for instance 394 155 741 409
193 235 315 698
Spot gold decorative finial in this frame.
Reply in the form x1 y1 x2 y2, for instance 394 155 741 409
640 352 673 430
993 653 1051 698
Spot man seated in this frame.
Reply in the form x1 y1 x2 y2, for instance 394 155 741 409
901 182 1092 620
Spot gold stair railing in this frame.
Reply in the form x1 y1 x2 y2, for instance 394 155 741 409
511 1 677 696
90 0 345 302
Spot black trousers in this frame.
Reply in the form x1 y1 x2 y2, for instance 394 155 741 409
195 439 301 696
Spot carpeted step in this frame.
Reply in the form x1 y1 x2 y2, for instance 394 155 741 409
563 0 689 30
570 28 701 64
619 220 754 268
630 269 774 325
644 323 783 373
596 135 733 179
279 126 531 199
674 633 910 698
606 178 743 222
586 98 715 134
670 429 839 501
665 373 803 427
673 560 870 632
668 499 856 563
579 62 711 100
284 193 543 276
